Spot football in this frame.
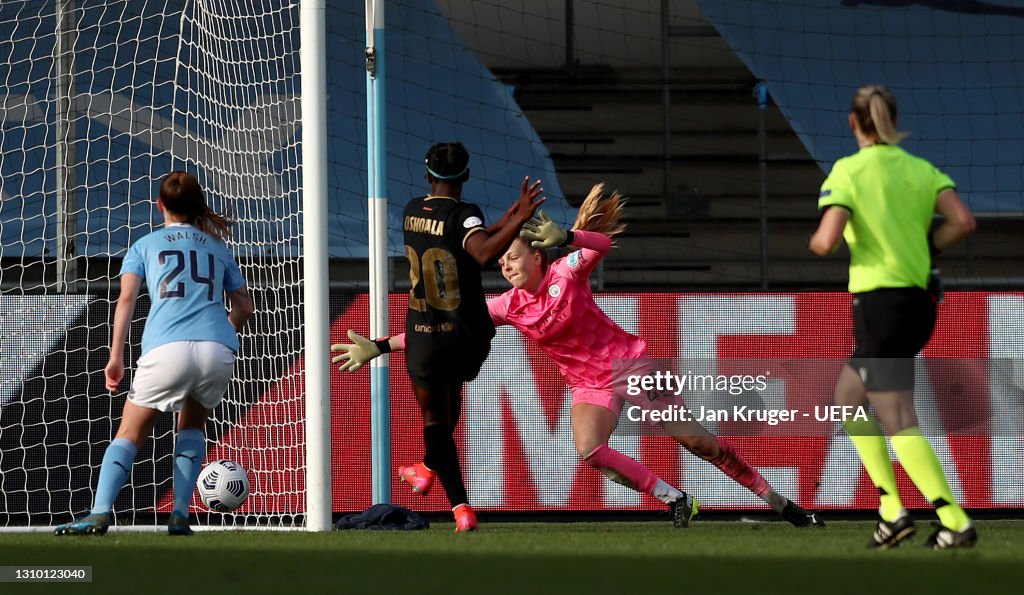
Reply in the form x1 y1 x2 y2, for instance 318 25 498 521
197 459 251 513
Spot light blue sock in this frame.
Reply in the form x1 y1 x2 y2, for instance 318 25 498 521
172 429 206 516
91 438 138 515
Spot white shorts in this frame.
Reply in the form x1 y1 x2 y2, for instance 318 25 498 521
128 341 235 412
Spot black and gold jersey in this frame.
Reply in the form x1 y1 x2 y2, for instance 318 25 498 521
402 195 495 382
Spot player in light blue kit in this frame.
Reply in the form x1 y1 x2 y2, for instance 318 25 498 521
55 171 254 537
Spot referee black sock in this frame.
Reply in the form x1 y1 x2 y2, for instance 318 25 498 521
423 423 469 508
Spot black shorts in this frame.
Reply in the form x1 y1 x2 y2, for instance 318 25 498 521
405 337 492 388
849 287 936 391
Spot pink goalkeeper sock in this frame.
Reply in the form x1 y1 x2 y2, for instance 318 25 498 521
710 437 771 497
584 444 659 495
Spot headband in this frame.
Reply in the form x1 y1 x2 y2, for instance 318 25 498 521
425 163 468 180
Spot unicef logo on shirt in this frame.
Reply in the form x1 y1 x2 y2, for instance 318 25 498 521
548 284 561 298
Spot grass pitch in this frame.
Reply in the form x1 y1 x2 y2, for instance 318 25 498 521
1 520 1020 594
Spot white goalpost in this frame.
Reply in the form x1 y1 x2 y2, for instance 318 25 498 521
300 0 332 532
0 0 330 530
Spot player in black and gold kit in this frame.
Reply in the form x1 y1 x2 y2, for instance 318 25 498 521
403 185 494 386
399 142 543 531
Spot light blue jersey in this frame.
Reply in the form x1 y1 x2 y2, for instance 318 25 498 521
121 223 246 355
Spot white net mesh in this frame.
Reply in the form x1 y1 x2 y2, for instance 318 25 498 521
0 0 304 527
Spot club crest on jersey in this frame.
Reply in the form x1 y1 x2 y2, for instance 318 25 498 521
567 251 581 269
463 216 483 228
548 284 561 298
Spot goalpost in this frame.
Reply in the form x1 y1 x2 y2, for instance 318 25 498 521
301 0 332 533
365 0 391 507
0 0 331 530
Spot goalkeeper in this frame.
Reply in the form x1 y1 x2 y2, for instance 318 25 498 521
335 184 822 528
808 85 976 549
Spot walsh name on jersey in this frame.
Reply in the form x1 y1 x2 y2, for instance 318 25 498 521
164 230 208 244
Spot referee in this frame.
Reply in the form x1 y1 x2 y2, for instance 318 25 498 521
809 85 977 549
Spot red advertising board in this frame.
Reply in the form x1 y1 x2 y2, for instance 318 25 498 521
206 292 1024 513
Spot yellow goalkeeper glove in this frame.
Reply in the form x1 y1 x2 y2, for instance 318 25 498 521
330 329 390 373
520 210 567 249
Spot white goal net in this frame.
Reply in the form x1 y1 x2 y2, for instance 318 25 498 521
0 0 305 528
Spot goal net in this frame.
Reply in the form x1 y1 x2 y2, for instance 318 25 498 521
0 0 570 530
0 0 304 528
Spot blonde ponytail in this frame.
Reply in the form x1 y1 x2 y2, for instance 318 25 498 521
571 183 627 238
851 85 908 145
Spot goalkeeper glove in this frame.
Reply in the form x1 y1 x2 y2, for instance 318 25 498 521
520 210 569 249
330 329 390 373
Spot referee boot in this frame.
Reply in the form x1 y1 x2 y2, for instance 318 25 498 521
54 512 112 536
868 513 915 549
453 504 478 533
399 462 435 496
924 522 977 550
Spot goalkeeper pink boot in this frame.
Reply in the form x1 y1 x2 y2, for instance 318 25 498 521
398 462 435 496
453 504 477 533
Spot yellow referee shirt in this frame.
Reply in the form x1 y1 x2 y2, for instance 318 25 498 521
818 144 955 293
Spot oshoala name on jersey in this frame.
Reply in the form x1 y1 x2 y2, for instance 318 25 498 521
404 215 444 236
163 230 208 244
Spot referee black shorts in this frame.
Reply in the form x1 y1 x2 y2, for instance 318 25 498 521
849 287 936 392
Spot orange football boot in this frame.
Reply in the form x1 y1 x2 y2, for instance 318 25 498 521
398 462 435 496
453 503 478 533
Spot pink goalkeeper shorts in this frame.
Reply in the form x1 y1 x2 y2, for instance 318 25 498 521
571 387 625 415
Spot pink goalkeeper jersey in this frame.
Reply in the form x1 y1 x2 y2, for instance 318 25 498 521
486 230 647 391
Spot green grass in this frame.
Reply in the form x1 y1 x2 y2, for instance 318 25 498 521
0 520 1020 594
